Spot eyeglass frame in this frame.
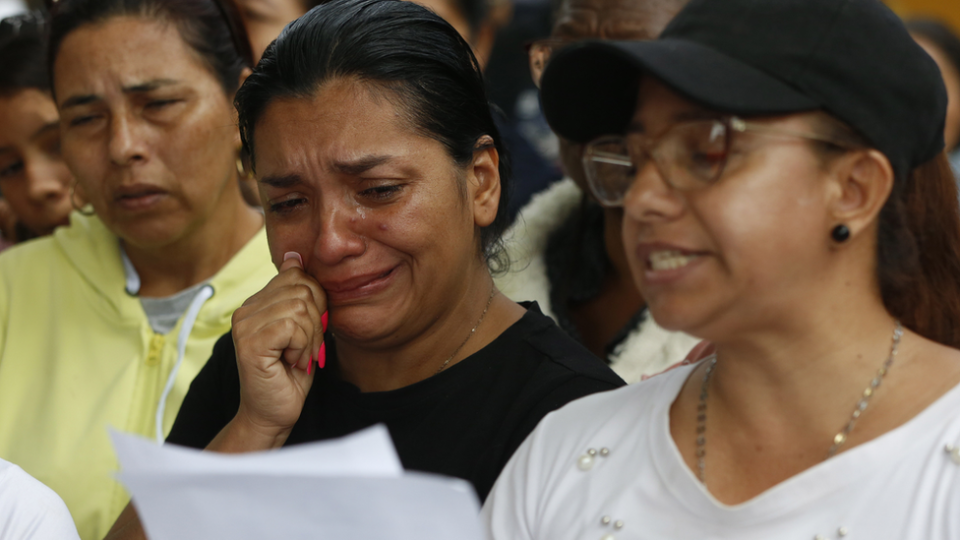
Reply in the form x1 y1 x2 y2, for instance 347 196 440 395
581 116 854 207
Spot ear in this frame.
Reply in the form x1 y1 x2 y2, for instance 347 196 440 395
827 148 894 242
467 135 501 228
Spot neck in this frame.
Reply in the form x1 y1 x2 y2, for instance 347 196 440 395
126 186 262 297
706 263 899 443
335 265 526 393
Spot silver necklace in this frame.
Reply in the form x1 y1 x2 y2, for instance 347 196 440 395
435 287 497 374
696 321 903 484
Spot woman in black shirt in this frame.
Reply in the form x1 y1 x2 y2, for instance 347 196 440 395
107 0 622 537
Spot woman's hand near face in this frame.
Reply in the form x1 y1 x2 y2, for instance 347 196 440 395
209 252 327 452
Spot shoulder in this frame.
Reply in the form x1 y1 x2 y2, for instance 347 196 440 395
0 460 80 539
535 362 693 441
0 235 61 272
482 364 693 540
509 303 624 389
208 227 276 299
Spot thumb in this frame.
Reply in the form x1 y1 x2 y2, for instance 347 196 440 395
280 251 304 272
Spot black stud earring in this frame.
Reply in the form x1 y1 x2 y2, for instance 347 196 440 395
831 224 851 243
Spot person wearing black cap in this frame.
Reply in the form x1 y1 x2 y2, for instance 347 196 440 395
482 0 960 537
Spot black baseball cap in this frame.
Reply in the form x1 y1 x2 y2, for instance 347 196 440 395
539 0 948 181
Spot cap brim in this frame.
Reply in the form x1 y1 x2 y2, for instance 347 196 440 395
541 39 820 143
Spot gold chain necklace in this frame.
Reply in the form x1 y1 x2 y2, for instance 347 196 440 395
696 321 903 484
435 287 497 374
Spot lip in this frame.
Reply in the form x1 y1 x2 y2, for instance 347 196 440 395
113 184 168 211
320 265 400 303
634 241 710 286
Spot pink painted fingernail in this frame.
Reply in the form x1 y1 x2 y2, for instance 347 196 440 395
321 311 329 332
318 342 326 369
283 252 303 266
307 355 313 375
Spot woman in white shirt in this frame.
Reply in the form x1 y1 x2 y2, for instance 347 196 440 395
482 0 960 538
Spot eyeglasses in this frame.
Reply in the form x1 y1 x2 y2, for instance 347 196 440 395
582 116 851 207
526 38 572 88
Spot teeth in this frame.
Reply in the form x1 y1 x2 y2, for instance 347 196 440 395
648 250 698 271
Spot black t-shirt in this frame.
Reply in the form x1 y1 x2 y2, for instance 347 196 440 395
166 303 624 501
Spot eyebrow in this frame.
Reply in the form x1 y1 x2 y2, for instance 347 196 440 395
31 121 60 140
259 174 303 188
259 155 396 187
0 121 60 155
59 78 181 109
333 155 393 176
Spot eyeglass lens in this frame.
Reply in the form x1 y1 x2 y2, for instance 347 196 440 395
583 120 730 206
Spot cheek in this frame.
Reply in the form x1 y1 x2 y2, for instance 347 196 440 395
265 218 312 269
706 176 825 287
62 139 101 193
162 117 235 186
0 182 28 207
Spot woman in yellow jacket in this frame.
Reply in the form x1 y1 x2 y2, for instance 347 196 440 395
0 1 275 539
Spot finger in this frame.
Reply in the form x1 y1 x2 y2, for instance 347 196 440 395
280 251 303 271
236 317 310 374
241 297 324 369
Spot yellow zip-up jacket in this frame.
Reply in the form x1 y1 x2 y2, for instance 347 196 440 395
0 212 276 540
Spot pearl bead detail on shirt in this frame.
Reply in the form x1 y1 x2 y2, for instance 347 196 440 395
598 515 625 540
576 447 610 471
946 444 960 465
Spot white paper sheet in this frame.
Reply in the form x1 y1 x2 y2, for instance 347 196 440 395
110 425 485 540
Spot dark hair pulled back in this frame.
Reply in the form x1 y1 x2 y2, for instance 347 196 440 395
879 153 960 348
816 116 960 349
236 0 511 270
47 0 253 96
0 13 50 96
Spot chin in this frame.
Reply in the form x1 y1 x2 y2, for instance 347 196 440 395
645 294 716 338
328 303 402 345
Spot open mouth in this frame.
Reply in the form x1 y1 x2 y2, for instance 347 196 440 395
647 250 703 271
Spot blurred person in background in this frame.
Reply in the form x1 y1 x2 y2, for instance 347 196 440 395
495 0 698 383
412 0 566 221
235 0 323 61
0 13 74 246
0 0 275 538
907 18 960 179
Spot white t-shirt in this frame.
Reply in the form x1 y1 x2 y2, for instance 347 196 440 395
483 363 960 540
0 458 80 539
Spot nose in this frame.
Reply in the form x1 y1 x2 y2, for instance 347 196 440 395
107 113 148 166
311 199 368 267
622 157 685 224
